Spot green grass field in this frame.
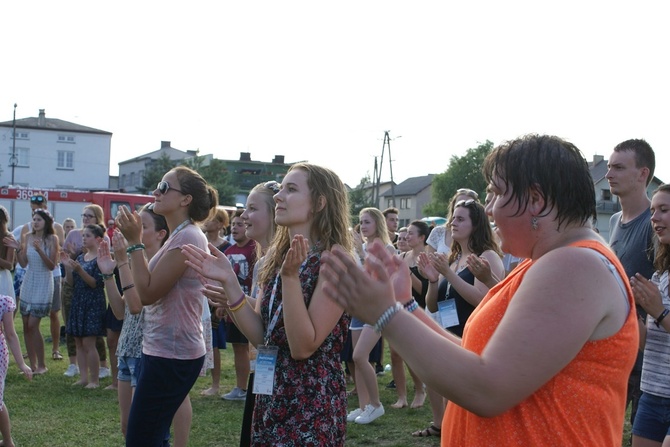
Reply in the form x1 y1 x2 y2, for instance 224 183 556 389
3 318 631 446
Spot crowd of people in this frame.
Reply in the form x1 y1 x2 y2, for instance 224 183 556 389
0 136 668 446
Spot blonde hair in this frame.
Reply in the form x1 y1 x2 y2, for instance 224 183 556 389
259 163 352 286
359 207 392 246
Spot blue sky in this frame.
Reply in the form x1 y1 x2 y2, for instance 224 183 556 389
2 1 668 187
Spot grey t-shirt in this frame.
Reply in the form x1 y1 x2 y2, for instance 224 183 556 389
609 208 655 281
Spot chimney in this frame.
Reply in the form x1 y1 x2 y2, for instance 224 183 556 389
161 141 171 148
38 109 46 127
593 154 604 164
240 152 251 161
272 155 285 164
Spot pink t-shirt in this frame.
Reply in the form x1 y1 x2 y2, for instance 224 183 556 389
143 224 207 360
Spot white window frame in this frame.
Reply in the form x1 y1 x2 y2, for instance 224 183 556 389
57 135 76 144
57 150 74 170
16 147 29 167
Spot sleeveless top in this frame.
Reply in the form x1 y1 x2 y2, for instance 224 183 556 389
436 267 475 337
442 240 638 447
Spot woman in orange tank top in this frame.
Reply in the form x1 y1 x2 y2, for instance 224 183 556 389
321 134 639 447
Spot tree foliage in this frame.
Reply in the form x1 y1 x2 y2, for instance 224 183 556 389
137 153 176 194
423 140 494 217
348 174 376 225
198 159 237 206
138 152 236 205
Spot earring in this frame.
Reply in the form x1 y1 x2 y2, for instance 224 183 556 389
531 216 539 230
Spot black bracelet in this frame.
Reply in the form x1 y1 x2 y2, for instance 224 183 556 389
121 284 135 292
655 308 669 328
101 273 115 280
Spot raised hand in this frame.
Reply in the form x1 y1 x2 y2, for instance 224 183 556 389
2 236 18 250
417 252 440 283
182 243 236 285
631 273 664 318
97 239 116 275
466 254 493 283
115 205 143 245
432 252 451 277
321 240 397 325
112 230 130 263
280 235 308 278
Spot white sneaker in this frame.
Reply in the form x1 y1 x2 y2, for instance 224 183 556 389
99 367 111 379
347 408 363 422
222 387 247 401
355 404 385 424
63 364 79 377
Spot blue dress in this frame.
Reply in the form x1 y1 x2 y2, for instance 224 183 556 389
66 254 106 337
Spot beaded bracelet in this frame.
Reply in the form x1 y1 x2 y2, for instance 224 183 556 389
374 302 404 334
655 308 669 328
229 293 247 313
122 284 135 292
101 272 115 280
126 244 145 254
403 298 419 313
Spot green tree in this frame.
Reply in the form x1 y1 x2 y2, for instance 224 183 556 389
423 140 494 217
137 153 176 194
199 159 237 206
348 174 376 224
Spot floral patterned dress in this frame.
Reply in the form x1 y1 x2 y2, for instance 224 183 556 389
252 250 349 447
66 254 106 337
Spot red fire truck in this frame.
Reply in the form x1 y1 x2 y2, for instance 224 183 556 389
0 187 153 231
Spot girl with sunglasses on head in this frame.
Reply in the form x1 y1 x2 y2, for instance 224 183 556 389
4 209 59 375
116 166 217 447
199 180 279 446
426 188 480 256
413 199 504 437
183 163 352 447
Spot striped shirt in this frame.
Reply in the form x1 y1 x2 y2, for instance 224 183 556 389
641 270 670 398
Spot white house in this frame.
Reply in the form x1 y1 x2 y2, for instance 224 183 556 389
0 109 112 189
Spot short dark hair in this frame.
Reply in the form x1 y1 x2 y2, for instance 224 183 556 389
483 134 596 230
383 207 399 217
613 139 656 186
409 220 431 244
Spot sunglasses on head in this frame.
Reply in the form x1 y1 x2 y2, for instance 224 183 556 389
30 195 45 203
456 188 479 200
156 181 185 195
455 199 477 208
264 181 280 194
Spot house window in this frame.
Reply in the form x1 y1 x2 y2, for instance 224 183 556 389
57 151 74 169
57 135 76 143
130 172 136 186
120 174 126 188
400 198 412 209
15 147 29 167
601 189 612 201
12 131 29 140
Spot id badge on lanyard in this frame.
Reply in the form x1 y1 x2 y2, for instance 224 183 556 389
253 345 279 395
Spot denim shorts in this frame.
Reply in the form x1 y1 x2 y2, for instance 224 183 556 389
632 392 670 442
118 356 141 387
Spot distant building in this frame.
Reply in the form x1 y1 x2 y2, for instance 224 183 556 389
118 146 295 204
380 174 436 227
0 108 112 189
589 154 663 240
226 152 295 205
346 180 396 210
118 141 200 192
